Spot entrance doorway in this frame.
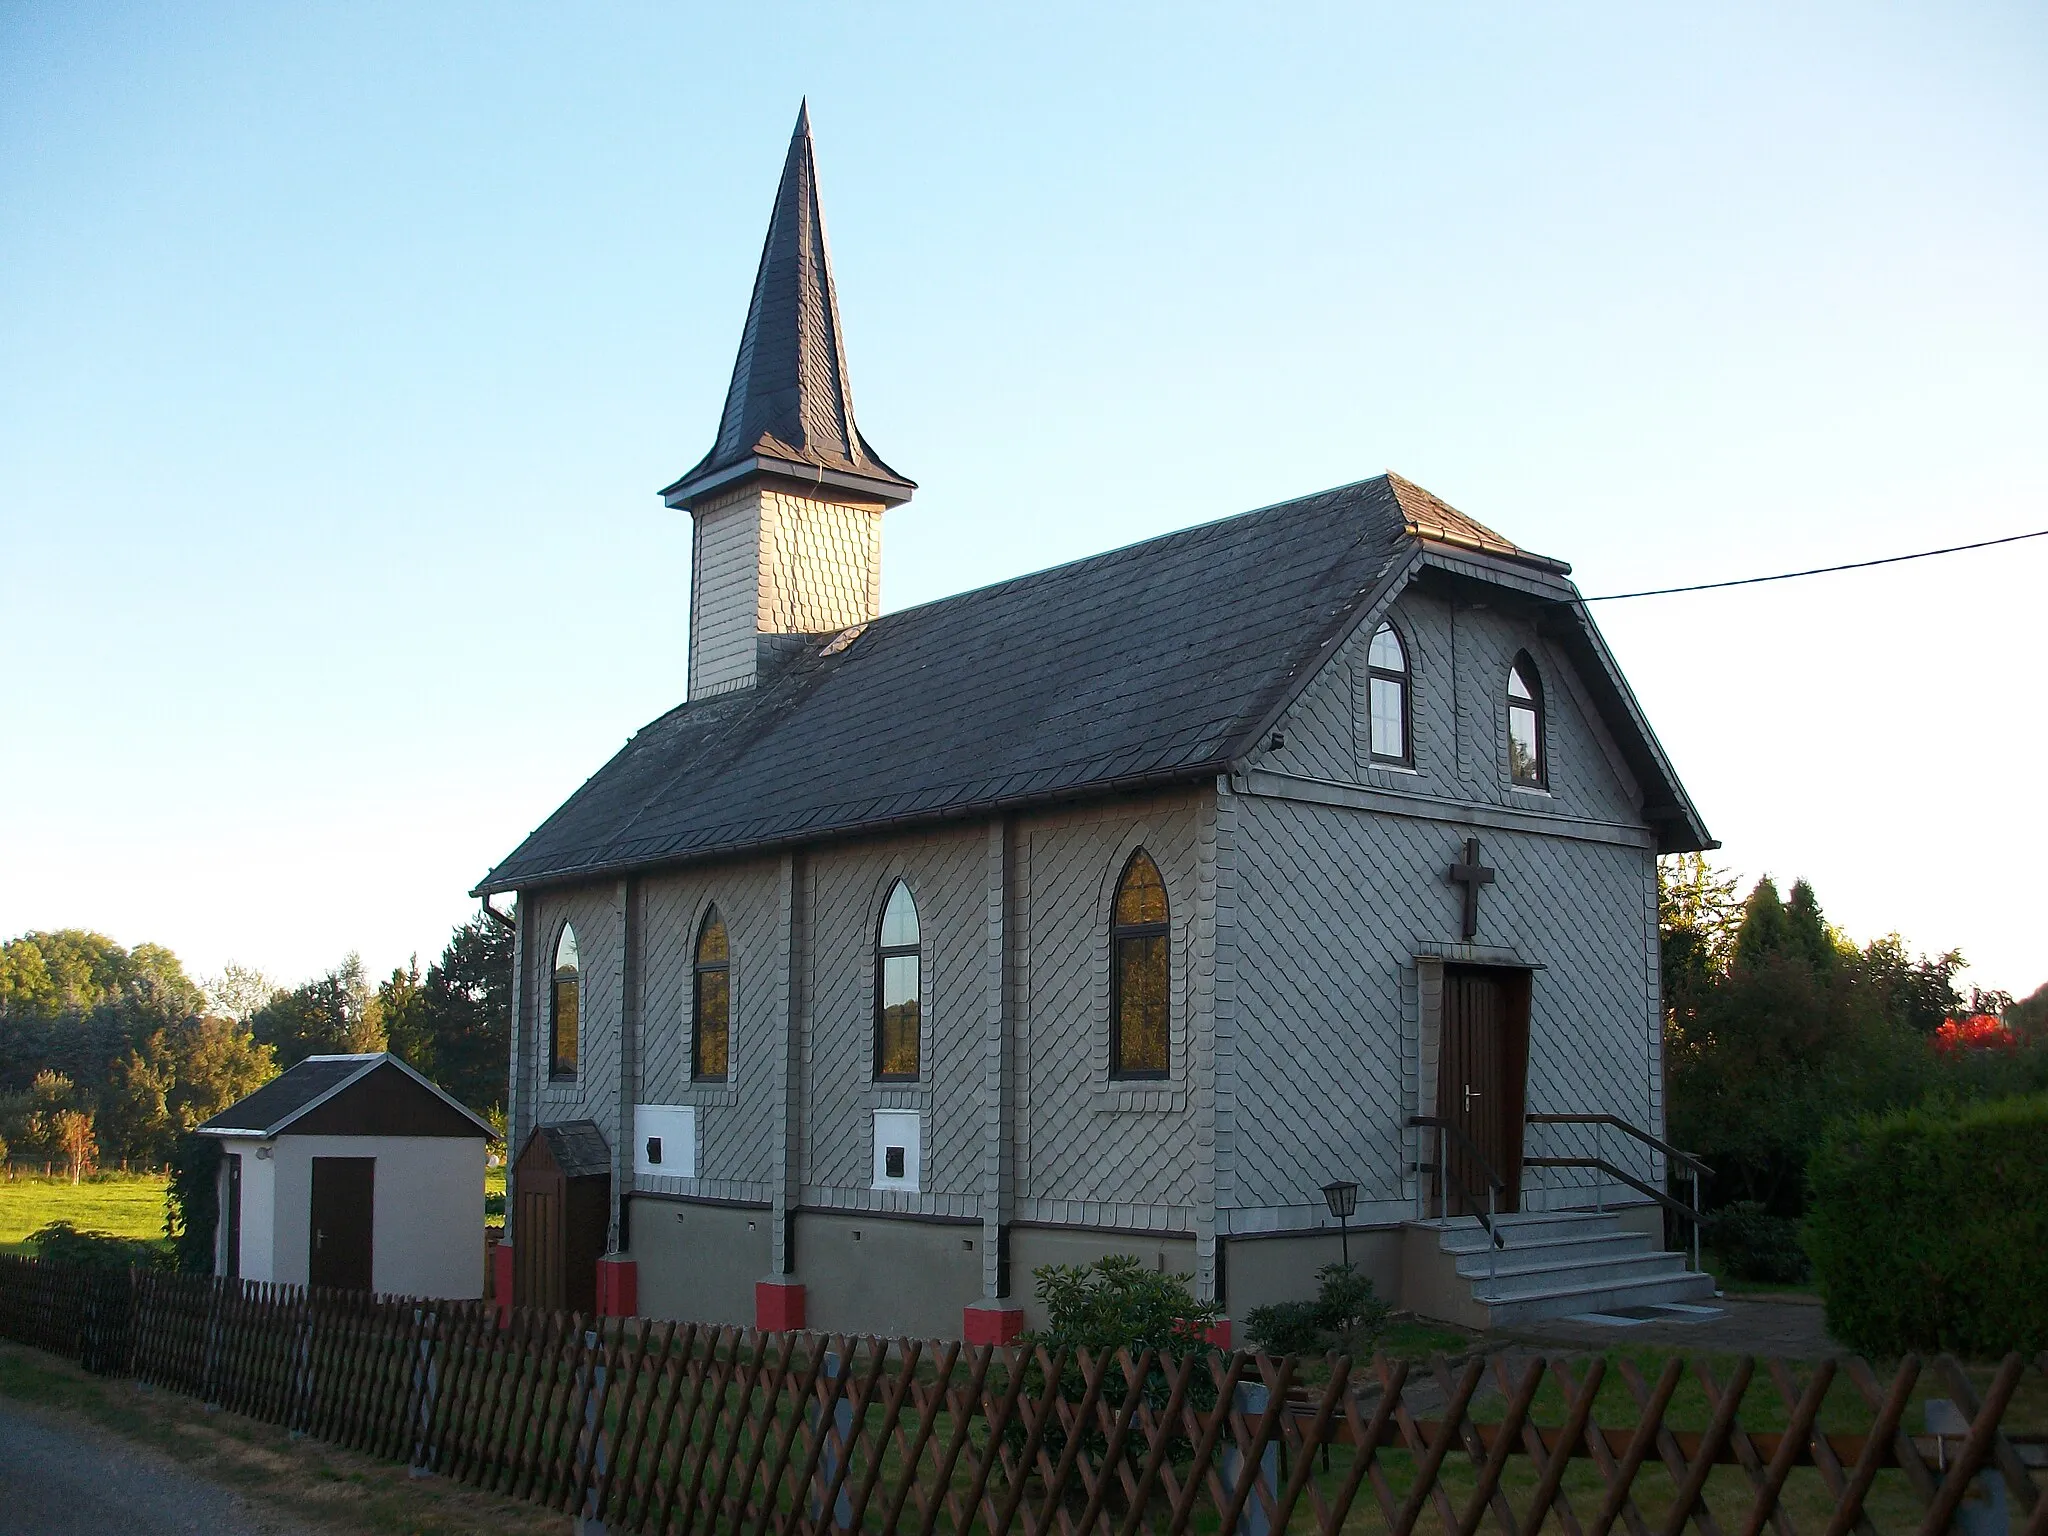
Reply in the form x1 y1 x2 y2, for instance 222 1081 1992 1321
309 1156 375 1291
1433 966 1530 1215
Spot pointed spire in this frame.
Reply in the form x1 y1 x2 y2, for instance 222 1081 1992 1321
662 104 914 510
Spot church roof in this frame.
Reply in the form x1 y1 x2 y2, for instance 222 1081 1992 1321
660 103 915 511
476 475 1709 896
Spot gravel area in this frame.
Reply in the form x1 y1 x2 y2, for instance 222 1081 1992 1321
1502 1295 1839 1356
0 1396 321 1536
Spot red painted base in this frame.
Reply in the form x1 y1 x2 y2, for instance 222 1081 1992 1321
596 1256 638 1319
1202 1319 1233 1350
491 1243 514 1326
755 1279 807 1331
962 1304 1025 1346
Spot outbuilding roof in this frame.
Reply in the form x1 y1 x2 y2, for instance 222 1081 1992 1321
476 473 1710 897
196 1054 497 1140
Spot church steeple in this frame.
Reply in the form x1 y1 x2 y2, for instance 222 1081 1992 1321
668 105 913 700
661 102 915 511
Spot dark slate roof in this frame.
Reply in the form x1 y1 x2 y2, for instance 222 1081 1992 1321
536 1121 612 1179
479 472 1711 894
661 103 914 511
196 1054 496 1138
197 1056 369 1134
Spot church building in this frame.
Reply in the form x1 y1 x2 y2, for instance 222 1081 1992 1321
478 106 1716 1342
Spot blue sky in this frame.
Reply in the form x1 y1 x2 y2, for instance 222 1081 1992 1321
2 3 2043 997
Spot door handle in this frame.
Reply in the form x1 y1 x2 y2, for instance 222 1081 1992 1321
1464 1084 1482 1112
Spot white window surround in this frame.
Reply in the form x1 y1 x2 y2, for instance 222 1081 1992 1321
634 1104 697 1180
871 1108 920 1192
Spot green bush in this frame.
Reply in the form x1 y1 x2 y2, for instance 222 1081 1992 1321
164 1132 220 1274
1708 1201 1811 1284
1805 1093 2048 1356
30 1220 174 1271
1018 1255 1220 1467
1243 1264 1391 1358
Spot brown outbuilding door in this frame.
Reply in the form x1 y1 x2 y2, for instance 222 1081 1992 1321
309 1156 375 1291
511 1126 607 1314
1433 966 1530 1216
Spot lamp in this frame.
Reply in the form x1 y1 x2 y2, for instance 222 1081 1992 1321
1321 1180 1359 1268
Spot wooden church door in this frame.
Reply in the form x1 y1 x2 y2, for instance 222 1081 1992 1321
1433 966 1530 1215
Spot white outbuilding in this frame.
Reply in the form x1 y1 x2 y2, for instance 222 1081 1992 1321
196 1053 496 1299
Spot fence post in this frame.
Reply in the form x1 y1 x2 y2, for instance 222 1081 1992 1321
409 1307 439 1476
808 1350 854 1533
1220 1380 1280 1536
570 1327 610 1536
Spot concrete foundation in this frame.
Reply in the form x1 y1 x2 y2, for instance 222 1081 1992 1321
795 1211 984 1339
624 1195 771 1327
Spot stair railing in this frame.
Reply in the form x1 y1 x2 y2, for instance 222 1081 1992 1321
1523 1112 1710 1274
1406 1115 1507 1286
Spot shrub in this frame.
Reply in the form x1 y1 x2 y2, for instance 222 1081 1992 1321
30 1220 174 1271
1018 1255 1220 1467
1243 1264 1392 1359
1708 1201 1811 1284
164 1132 221 1274
1805 1093 2048 1356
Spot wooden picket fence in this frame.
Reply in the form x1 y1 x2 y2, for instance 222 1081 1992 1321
2 1257 2045 1535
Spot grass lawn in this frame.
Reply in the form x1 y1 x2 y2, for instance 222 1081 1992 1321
0 1171 170 1256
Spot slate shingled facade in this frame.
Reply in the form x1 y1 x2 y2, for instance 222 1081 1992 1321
481 108 1710 1339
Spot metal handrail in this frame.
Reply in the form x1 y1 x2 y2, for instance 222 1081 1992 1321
1523 1111 1710 1274
1406 1116 1507 1258
1525 1112 1711 1179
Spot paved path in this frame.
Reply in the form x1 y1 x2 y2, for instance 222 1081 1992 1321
0 1397 320 1536
1502 1295 1839 1357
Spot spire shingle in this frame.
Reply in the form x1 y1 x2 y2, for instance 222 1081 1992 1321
662 103 915 510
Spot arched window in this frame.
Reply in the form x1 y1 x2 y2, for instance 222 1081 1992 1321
549 925 580 1079
873 881 920 1081
1508 652 1546 788
1111 851 1170 1079
1367 622 1411 765
692 907 729 1081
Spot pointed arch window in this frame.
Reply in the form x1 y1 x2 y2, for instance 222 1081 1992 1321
1367 622 1412 765
549 925 580 1080
692 907 730 1081
874 881 921 1081
1508 652 1546 788
1110 851 1170 1079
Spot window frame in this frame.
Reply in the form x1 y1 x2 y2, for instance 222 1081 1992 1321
1507 651 1547 789
871 880 922 1083
548 923 580 1081
1108 849 1172 1081
1366 621 1414 767
691 905 730 1083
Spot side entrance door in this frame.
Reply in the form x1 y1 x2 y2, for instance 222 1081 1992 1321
1433 966 1530 1216
309 1156 375 1291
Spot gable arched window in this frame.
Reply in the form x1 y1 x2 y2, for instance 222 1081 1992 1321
692 907 730 1081
874 881 921 1081
549 925 580 1080
1508 652 1546 788
1110 850 1170 1079
1367 622 1412 765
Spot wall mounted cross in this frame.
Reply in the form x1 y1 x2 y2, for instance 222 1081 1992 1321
1448 836 1495 940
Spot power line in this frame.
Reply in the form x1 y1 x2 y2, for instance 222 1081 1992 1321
1577 527 2048 602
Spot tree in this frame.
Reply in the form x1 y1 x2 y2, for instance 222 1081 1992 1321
417 917 513 1113
52 1108 97 1183
378 958 432 1074
202 962 282 1024
250 953 384 1066
1658 855 1741 1031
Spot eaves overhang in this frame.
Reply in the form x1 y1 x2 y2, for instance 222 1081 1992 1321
660 453 917 512
469 758 1228 900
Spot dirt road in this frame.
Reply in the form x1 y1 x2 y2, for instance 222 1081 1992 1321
0 1396 319 1536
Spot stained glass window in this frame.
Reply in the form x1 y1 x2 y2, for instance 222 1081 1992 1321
1111 851 1170 1078
693 907 729 1081
874 882 921 1080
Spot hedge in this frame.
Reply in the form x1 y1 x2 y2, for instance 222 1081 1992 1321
1805 1092 2048 1356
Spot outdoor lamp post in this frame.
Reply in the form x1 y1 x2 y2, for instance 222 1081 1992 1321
1321 1180 1359 1269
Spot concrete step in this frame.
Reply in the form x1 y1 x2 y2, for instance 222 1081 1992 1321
1480 1268 1718 1327
1433 1211 1627 1251
1449 1230 1649 1275
1468 1248 1692 1298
